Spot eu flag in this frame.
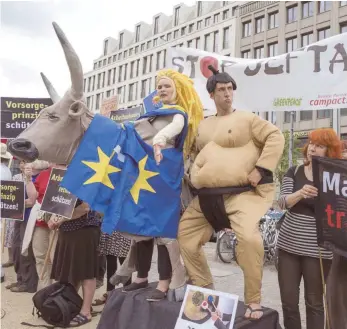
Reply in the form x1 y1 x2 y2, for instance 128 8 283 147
143 90 162 113
102 109 188 238
61 115 126 213
61 108 188 239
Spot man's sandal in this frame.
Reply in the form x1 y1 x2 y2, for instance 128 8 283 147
92 293 108 306
69 313 92 327
244 305 264 321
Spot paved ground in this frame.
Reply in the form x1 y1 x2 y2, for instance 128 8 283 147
1 243 306 329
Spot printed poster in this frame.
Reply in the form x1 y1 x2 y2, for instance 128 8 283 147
0 180 25 221
40 168 77 219
175 285 238 329
1 97 53 139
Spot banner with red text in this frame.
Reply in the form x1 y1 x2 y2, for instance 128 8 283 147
313 156 347 257
168 33 347 116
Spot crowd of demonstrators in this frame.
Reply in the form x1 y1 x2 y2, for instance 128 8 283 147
7 160 49 293
277 128 342 329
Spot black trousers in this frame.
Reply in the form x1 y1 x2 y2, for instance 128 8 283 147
278 249 332 329
106 255 131 291
13 220 38 291
136 239 172 281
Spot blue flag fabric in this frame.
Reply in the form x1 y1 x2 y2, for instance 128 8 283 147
143 90 162 113
61 108 188 239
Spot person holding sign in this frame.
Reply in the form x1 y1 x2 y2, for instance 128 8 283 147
277 128 342 329
178 66 285 320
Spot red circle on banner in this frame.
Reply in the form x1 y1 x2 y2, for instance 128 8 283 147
200 56 219 79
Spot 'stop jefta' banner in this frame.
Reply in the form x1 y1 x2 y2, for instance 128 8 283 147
1 97 53 139
168 33 347 116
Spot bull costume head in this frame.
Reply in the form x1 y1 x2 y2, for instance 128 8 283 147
8 22 94 164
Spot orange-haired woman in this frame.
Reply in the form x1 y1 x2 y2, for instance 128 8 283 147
277 128 342 329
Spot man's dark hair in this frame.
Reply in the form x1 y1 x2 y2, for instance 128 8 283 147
206 65 237 93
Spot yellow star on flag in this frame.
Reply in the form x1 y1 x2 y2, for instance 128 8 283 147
130 155 159 204
82 146 121 189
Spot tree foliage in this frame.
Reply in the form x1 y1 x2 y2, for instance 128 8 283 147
274 130 301 186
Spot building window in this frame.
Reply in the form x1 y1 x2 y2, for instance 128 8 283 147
124 50 128 58
284 111 296 123
107 69 111 86
119 33 124 49
317 109 331 119
128 83 134 102
187 40 193 48
167 32 172 41
174 7 180 26
147 40 151 49
341 23 347 33
318 1 332 13
341 108 347 115
213 31 219 52
130 61 135 79
141 79 147 98
243 21 252 37
341 1 347 6
287 5 298 23
223 1 229 5
302 32 314 46
181 27 186 35
197 20 202 29
129 48 133 56
143 56 147 75
214 13 220 23
106 90 111 98
223 9 229 20
318 27 330 40
123 64 128 81
154 17 159 35
241 50 251 58
197 1 202 16
97 73 101 89
112 68 116 84
135 25 140 43
196 37 201 49
118 66 123 82
174 30 179 38
300 110 313 121
286 37 298 52
205 17 211 27
149 54 153 72
103 40 108 56
254 46 264 59
141 44 145 51
135 46 139 54
96 94 100 110
153 38 158 47
103 59 106 66
302 1 314 18
255 16 264 33
204 34 211 51
268 43 278 57
268 11 279 29
93 63 97 70
188 24 194 33
223 27 230 49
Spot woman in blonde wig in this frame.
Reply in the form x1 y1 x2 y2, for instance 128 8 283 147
113 69 204 302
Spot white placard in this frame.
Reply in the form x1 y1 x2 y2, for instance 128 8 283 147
174 285 239 329
168 33 347 116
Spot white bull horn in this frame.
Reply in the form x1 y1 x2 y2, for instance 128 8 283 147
52 22 84 99
40 72 61 103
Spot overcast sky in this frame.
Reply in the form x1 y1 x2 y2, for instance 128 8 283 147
0 0 195 98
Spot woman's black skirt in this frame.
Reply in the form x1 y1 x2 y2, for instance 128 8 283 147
51 225 100 284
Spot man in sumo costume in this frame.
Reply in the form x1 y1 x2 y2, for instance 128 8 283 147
178 67 285 320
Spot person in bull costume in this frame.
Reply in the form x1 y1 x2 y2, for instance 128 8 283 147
178 66 285 320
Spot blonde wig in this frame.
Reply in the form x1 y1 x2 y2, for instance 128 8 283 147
153 69 204 158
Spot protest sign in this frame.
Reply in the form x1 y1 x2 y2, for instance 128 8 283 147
1 97 53 139
110 106 143 123
40 168 77 219
168 33 347 116
100 95 118 118
0 180 25 221
313 156 347 257
175 285 238 329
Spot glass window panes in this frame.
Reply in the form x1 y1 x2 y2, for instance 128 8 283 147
223 27 230 49
268 11 279 29
302 2 314 18
254 47 264 59
242 50 251 58
284 111 296 123
341 1 347 6
268 43 278 57
255 16 264 33
243 21 252 37
317 109 331 119
287 6 298 23
318 1 332 13
302 33 313 46
341 24 347 33
318 28 330 40
300 110 313 121
286 37 298 52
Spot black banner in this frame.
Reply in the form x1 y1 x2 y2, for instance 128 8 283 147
0 180 25 221
313 156 347 257
1 97 53 139
40 168 77 219
110 106 143 123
